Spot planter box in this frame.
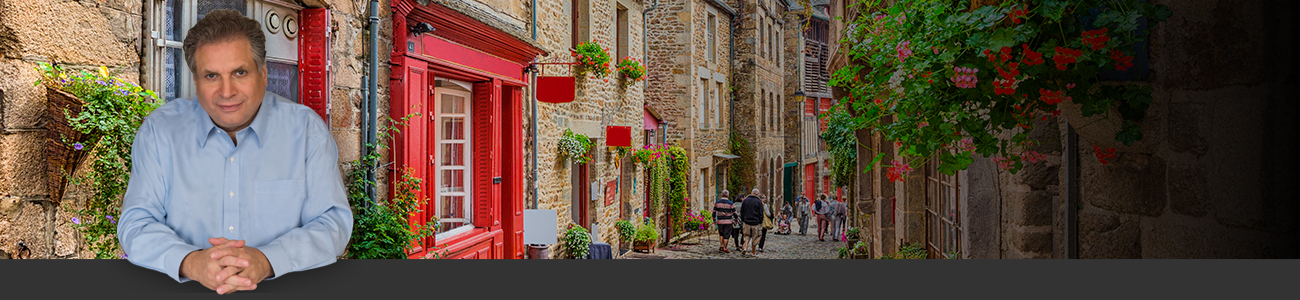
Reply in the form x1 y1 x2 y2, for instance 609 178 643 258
633 240 654 253
43 87 98 205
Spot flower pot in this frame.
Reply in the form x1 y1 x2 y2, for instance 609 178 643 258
633 240 654 253
43 87 99 205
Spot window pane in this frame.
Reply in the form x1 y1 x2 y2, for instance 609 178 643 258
439 196 465 219
442 118 464 140
266 61 298 102
166 0 183 40
164 47 182 102
440 169 464 193
442 94 464 114
197 0 247 20
441 144 463 166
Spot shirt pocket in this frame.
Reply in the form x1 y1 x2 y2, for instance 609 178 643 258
253 179 306 240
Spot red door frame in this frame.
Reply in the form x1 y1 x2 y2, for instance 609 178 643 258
391 0 544 259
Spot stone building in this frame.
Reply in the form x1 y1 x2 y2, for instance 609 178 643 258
644 0 734 214
783 0 835 206
834 0 1300 259
726 0 788 205
0 0 654 259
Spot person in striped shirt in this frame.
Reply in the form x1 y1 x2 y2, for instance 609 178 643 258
712 190 736 253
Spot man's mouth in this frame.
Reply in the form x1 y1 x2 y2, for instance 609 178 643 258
218 102 242 112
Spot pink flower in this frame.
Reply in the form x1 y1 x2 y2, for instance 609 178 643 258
896 41 913 62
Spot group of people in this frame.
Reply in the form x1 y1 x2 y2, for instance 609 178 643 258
798 194 848 242
711 189 777 255
712 189 850 256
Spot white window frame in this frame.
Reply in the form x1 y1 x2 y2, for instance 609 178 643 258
146 0 302 102
699 78 708 130
433 79 475 240
707 13 716 63
713 81 722 129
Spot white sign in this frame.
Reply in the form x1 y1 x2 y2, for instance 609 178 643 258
523 209 557 245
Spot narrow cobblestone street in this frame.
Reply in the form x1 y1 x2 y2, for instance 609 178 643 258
622 223 841 259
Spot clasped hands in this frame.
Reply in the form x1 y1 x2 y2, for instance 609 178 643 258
180 237 275 294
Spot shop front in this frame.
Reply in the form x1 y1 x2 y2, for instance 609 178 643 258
390 0 545 259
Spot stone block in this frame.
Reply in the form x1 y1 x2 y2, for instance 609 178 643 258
1167 102 1208 156
1081 151 1166 217
1078 210 1141 258
1167 164 1209 217
1009 190 1053 227
1 133 50 197
1017 230 1052 254
1153 0 1267 89
1018 161 1059 190
0 200 52 259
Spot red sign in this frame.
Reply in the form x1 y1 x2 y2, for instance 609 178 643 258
605 179 618 206
537 76 575 103
606 126 631 147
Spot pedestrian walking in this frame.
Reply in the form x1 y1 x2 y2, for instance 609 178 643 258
831 197 848 241
732 192 745 251
740 189 765 256
712 190 736 253
814 194 831 241
796 196 810 235
757 194 774 252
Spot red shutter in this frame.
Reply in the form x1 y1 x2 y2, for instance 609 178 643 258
471 80 500 228
400 60 429 254
298 8 330 123
503 86 525 258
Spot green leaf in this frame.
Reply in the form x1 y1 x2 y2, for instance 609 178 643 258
1115 121 1143 146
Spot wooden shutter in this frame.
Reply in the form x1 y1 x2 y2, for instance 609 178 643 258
471 80 501 228
392 57 429 254
298 8 330 123
503 86 525 258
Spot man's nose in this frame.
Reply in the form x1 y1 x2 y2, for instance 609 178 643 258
218 78 237 99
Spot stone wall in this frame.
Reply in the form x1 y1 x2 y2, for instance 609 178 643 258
526 0 649 256
728 0 785 202
0 0 145 259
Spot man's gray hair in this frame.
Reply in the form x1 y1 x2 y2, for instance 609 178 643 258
721 190 729 197
183 9 266 75
751 188 761 195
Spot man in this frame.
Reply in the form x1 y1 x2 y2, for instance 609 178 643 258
831 197 848 241
796 196 810 235
814 194 830 241
732 191 745 251
739 189 765 256
712 190 736 253
117 10 351 295
756 194 774 252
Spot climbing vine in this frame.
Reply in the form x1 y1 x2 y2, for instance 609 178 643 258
666 146 689 235
726 132 754 195
830 0 1172 181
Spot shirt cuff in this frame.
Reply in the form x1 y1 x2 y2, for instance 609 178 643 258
258 243 293 281
165 244 202 283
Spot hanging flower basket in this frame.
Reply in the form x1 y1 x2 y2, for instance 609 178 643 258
44 87 100 204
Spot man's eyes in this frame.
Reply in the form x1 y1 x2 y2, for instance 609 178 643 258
204 71 247 79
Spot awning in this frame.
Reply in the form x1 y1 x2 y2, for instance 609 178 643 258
713 153 741 160
643 109 661 130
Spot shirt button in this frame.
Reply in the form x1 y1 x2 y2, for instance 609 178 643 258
229 157 234 162
229 226 234 232
229 192 234 197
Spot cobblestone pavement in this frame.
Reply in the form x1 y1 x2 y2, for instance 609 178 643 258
624 222 844 259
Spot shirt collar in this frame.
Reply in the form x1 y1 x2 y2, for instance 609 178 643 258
195 93 275 149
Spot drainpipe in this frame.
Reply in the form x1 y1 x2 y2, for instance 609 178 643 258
366 0 380 204
728 0 738 137
530 0 540 209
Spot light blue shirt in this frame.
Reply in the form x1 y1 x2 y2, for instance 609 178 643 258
117 93 352 282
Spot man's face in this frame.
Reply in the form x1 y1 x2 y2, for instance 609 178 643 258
193 37 267 131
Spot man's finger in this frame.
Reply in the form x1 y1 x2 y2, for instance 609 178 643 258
213 266 242 283
223 274 254 289
208 237 230 246
215 255 250 268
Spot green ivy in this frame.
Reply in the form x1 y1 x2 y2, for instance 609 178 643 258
726 132 754 195
666 146 689 235
821 106 864 189
345 110 441 259
615 220 636 242
36 62 160 259
633 221 659 243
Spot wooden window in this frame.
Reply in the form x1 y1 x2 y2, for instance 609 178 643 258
700 79 709 129
926 157 961 258
616 4 628 60
714 82 722 128
433 79 474 239
707 13 716 62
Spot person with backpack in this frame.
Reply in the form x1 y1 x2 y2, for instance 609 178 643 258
814 194 831 241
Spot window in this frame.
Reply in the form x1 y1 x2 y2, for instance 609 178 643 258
714 82 722 128
700 79 709 129
616 4 628 60
434 79 474 238
148 0 300 102
707 13 716 62
761 90 767 133
926 157 961 258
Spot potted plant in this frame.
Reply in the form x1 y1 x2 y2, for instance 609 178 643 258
850 241 871 259
614 56 645 88
558 128 594 164
845 227 861 247
615 219 636 252
632 222 659 253
561 224 592 259
571 39 611 81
